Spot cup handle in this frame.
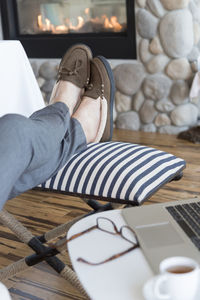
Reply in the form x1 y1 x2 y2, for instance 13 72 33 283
154 275 170 299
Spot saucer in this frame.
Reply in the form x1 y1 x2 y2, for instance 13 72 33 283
143 276 170 300
143 277 200 300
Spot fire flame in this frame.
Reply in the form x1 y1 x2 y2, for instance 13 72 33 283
84 8 90 15
37 8 123 34
69 16 85 31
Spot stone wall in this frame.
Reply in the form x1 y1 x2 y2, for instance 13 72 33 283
114 0 200 134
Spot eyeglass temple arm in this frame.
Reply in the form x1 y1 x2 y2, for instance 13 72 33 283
66 225 97 242
48 224 98 250
77 244 139 266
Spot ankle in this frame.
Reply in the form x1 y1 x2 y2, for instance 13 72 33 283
72 96 101 143
50 81 81 115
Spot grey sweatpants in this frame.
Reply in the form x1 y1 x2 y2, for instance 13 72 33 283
0 102 87 210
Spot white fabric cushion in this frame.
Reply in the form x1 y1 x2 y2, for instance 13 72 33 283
38 142 186 205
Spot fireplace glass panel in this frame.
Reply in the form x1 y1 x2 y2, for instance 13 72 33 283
16 0 127 35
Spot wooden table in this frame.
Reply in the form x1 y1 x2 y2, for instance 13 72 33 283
67 207 200 300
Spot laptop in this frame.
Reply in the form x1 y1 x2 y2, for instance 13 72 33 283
121 198 200 273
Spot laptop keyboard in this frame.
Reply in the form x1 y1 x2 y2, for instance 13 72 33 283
166 202 200 251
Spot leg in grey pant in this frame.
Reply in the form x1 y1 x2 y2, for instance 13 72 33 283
0 102 87 210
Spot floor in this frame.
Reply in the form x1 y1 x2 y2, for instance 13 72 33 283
0 129 199 300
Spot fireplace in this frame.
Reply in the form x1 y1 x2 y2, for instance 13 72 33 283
0 0 136 59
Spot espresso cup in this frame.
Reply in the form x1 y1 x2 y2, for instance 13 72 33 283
153 256 200 300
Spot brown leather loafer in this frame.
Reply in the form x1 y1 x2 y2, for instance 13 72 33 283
57 44 93 88
84 56 115 142
50 44 93 104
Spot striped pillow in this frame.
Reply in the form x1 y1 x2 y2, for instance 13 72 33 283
38 142 186 205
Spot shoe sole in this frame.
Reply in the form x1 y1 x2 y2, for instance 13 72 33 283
96 55 115 142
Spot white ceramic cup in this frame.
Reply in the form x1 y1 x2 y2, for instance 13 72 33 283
153 256 200 300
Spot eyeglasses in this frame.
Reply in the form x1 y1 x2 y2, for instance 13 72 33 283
66 217 140 266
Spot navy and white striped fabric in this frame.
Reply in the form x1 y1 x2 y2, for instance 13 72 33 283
38 142 186 205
